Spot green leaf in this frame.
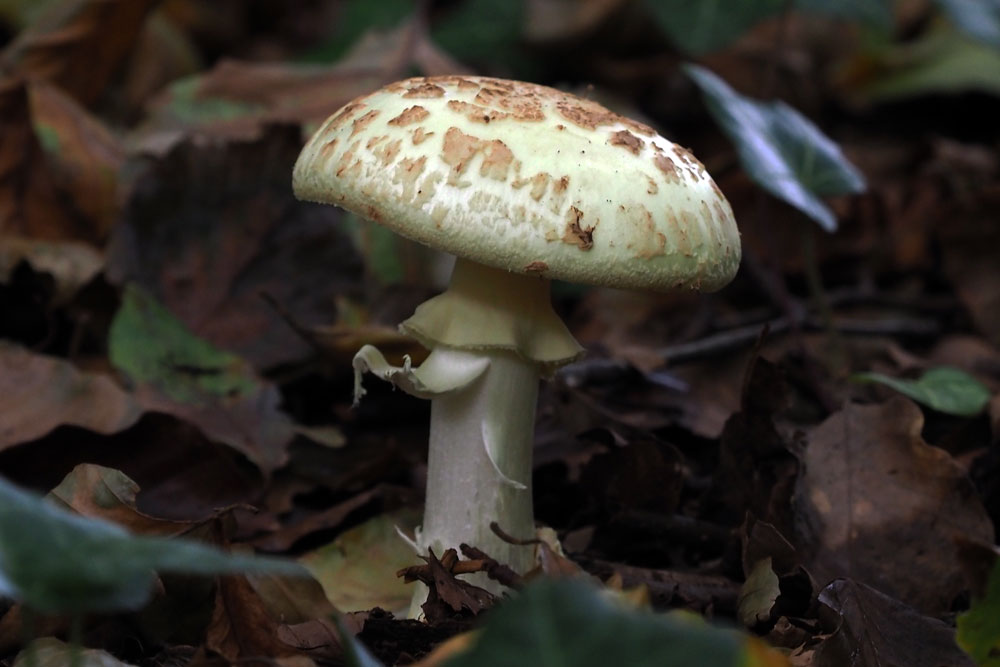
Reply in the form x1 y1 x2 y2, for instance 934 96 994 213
957 554 1000 666
935 0 1000 48
857 27 1000 101
643 0 784 55
644 0 892 55
109 284 258 403
442 578 758 667
14 638 136 667
302 509 421 615
431 0 530 75
684 64 866 231
0 476 305 614
737 558 780 628
852 367 992 417
302 0 415 63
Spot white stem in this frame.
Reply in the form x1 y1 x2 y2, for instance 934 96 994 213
421 347 538 576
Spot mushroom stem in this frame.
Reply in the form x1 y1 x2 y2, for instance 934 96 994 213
422 345 538 578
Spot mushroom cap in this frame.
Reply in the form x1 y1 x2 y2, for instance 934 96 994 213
293 76 740 292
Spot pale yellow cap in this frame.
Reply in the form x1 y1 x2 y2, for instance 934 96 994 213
293 75 740 292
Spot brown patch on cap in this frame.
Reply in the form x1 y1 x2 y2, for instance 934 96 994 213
318 137 338 160
673 145 707 180
350 110 381 137
562 206 594 250
529 173 550 200
654 154 681 185
553 176 570 193
374 138 402 166
388 105 430 126
411 127 433 145
446 100 510 124
403 82 445 98
555 99 620 131
626 206 667 259
609 130 643 155
365 135 387 149
327 102 365 130
474 86 546 121
394 156 427 202
646 177 658 195
441 127 483 175
524 260 549 273
480 140 514 181
335 140 360 177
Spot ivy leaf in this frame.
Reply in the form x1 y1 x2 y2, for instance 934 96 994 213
852 367 992 417
0 476 305 614
443 578 785 667
685 64 866 231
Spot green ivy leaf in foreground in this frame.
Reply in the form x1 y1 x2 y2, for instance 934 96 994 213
852 367 991 417
684 64 866 232
0 476 305 614
957 553 1000 666
442 578 782 667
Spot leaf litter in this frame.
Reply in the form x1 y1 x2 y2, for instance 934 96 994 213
0 0 999 665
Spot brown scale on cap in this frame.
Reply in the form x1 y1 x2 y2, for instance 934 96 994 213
441 127 482 175
561 206 595 250
654 153 682 185
388 106 430 126
609 130 643 155
403 82 445 98
411 127 432 145
524 260 549 273
350 110 381 138
447 100 511 124
327 102 365 130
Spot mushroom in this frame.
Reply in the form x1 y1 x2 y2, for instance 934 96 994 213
293 76 740 598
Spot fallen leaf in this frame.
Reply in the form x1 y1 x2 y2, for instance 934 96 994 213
814 579 974 667
738 557 781 628
14 637 136 667
108 124 364 370
0 341 141 451
0 476 305 614
0 236 103 304
27 79 124 237
201 575 313 666
49 463 193 536
795 397 995 613
853 366 992 417
302 509 421 615
108 284 294 473
957 549 1000 666
0 0 158 107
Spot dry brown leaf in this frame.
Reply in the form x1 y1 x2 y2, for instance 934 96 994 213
0 0 158 107
0 342 141 450
814 579 974 667
49 463 193 536
0 79 67 240
200 575 313 666
27 79 124 236
795 397 995 614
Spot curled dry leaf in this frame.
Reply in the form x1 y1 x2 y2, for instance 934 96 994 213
814 579 974 667
794 396 995 614
49 463 193 536
0 341 141 451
